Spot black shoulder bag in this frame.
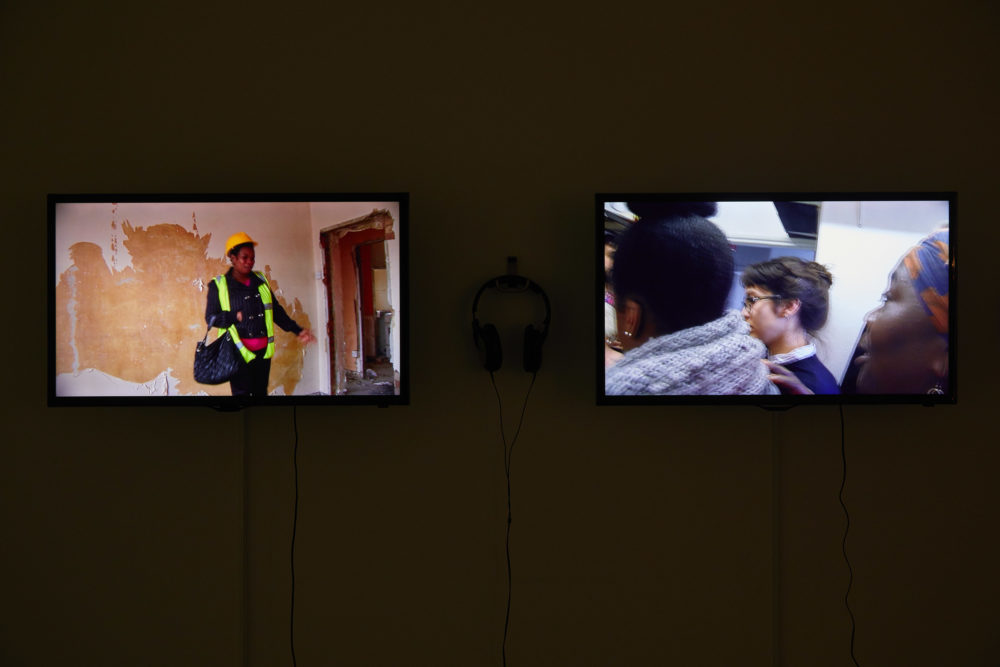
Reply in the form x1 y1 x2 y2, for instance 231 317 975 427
194 326 242 384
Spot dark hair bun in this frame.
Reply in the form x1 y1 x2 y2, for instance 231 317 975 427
611 209 733 335
805 261 833 288
739 257 834 334
626 201 718 222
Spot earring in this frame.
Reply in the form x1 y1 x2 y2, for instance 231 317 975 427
926 382 944 395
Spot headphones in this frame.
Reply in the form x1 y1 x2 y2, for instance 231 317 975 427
472 274 551 373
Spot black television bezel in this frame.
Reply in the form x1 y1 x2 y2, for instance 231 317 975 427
47 192 410 409
596 191 957 407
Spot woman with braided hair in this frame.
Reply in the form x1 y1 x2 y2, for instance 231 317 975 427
604 202 778 396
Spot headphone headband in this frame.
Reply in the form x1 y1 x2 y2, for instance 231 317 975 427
472 274 551 335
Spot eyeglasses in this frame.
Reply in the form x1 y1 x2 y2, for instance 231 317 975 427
743 295 783 310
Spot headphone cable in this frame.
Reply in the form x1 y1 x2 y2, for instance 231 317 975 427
490 371 537 667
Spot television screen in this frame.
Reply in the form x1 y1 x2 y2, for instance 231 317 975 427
598 193 956 405
49 194 408 407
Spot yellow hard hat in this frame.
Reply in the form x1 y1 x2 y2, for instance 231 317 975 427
225 232 257 256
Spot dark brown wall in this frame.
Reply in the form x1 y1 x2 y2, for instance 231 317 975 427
2 1 998 665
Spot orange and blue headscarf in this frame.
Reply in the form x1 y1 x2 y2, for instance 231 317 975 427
902 227 949 338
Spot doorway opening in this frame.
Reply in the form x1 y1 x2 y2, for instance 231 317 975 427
320 210 397 395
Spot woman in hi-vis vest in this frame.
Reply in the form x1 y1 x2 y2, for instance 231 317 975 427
205 232 316 397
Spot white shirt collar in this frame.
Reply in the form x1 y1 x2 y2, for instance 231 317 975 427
769 342 816 365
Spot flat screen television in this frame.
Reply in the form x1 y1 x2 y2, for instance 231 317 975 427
48 194 409 408
598 193 956 406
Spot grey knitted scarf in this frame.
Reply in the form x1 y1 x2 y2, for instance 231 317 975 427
605 310 778 396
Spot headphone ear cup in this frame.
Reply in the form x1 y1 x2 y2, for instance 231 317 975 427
477 323 503 372
523 325 544 373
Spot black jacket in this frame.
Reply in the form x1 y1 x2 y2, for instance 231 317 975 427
205 269 303 339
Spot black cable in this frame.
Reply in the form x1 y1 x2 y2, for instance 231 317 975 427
291 405 300 667
242 411 250 667
838 405 860 667
490 371 537 667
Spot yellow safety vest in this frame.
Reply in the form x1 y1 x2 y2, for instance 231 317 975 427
214 271 276 362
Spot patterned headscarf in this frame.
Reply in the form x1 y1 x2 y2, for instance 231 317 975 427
901 227 949 337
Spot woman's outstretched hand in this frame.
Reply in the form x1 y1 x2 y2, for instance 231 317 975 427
762 359 814 395
298 328 316 344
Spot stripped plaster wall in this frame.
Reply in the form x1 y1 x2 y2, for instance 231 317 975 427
54 201 318 396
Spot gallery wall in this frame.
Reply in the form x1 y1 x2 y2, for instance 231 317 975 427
2 1 997 666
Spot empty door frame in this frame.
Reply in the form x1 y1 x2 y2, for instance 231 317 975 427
320 209 397 395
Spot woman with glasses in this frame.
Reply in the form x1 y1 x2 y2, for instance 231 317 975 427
605 201 777 395
740 257 840 394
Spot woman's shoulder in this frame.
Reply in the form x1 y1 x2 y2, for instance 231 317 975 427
786 355 840 394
